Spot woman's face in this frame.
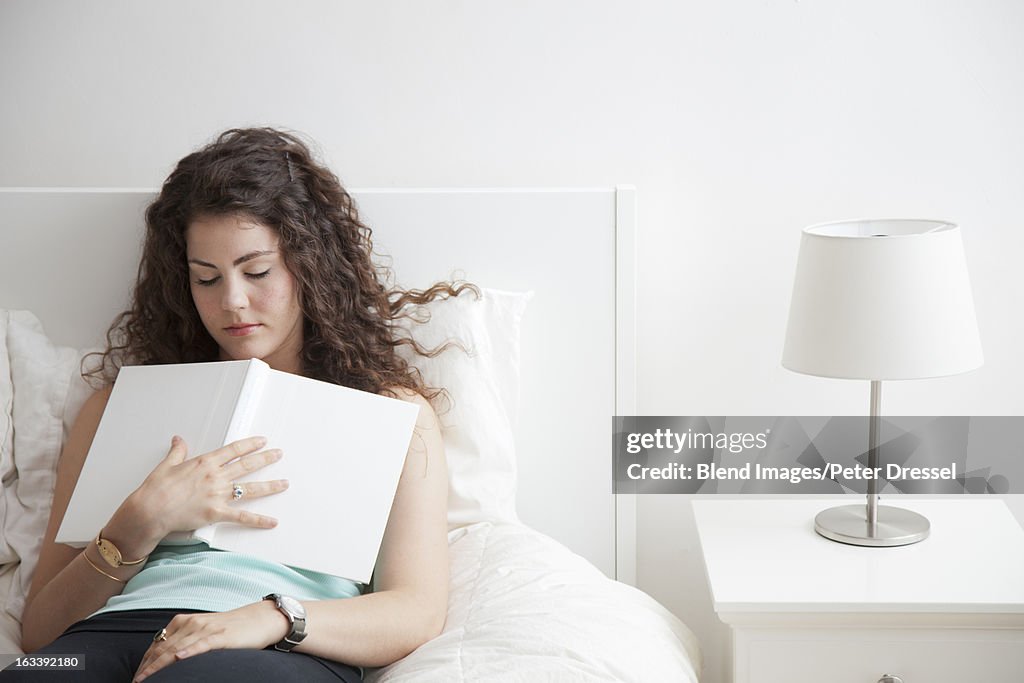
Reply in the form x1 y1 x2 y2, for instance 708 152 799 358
185 214 304 374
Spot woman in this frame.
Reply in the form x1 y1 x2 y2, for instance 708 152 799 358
8 128 462 682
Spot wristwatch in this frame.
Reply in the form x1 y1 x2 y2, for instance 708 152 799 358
263 593 307 652
94 530 148 568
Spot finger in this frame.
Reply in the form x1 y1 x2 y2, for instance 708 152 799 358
227 479 289 501
135 644 156 680
223 449 283 479
137 631 178 672
134 641 171 682
205 436 269 467
222 507 278 529
170 631 216 660
135 615 193 680
134 646 180 683
134 627 195 682
159 435 189 468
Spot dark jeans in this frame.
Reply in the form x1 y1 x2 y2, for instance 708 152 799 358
2 609 362 682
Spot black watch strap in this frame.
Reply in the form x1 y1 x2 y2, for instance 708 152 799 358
263 593 308 652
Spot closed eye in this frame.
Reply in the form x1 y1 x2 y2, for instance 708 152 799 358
194 270 271 287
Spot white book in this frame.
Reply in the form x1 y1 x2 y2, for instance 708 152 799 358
57 359 419 584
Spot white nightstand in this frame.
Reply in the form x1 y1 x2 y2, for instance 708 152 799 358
693 498 1024 683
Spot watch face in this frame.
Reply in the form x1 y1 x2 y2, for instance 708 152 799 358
280 595 305 617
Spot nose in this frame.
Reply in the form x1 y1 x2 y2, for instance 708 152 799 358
221 278 249 312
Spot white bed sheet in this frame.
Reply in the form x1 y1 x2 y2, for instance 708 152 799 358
368 522 700 682
0 523 702 680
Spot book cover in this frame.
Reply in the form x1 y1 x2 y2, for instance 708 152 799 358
56 359 419 583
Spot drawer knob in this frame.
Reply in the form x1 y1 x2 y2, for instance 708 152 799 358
878 676 904 683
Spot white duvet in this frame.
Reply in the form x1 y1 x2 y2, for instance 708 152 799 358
0 524 701 681
368 522 701 683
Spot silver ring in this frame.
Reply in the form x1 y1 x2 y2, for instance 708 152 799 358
153 628 167 643
231 483 245 501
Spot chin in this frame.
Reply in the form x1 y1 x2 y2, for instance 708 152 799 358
218 339 270 362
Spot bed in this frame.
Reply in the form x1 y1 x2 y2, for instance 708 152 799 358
0 188 701 681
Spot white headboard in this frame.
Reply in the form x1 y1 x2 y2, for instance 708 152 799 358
0 187 637 582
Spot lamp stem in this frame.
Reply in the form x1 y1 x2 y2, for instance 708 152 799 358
867 380 882 534
812 377 928 546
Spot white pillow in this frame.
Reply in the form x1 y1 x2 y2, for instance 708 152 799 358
0 288 528 618
0 310 92 620
0 312 16 564
394 288 530 529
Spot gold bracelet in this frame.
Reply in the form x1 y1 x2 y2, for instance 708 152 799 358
95 529 149 567
82 549 126 584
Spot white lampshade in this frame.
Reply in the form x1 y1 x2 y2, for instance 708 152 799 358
783 219 983 380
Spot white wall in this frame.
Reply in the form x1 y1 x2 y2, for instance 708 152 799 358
3 2 1022 682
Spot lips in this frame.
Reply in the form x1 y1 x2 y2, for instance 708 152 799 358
224 323 262 337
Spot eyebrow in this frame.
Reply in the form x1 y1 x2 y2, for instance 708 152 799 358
187 250 277 268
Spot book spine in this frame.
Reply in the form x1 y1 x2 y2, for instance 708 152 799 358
222 359 269 445
194 359 268 546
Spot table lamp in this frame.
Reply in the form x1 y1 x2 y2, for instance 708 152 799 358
782 219 983 546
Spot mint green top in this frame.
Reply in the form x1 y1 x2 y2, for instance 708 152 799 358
93 541 363 616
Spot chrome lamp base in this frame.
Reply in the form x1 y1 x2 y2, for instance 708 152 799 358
814 504 930 547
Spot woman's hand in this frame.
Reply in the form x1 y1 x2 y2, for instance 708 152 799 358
110 435 289 549
132 600 290 682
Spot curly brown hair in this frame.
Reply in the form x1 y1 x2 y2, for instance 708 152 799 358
86 127 474 401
